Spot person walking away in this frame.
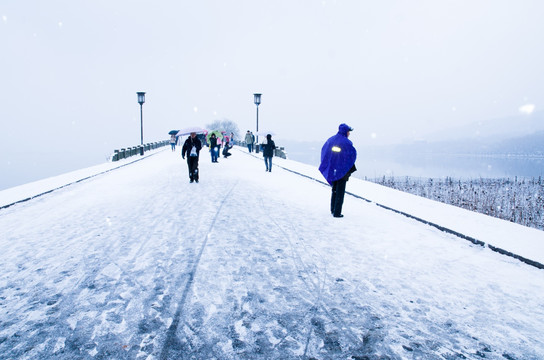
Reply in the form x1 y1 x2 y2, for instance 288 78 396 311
319 124 357 218
245 130 253 152
170 135 177 151
182 132 202 183
262 134 276 172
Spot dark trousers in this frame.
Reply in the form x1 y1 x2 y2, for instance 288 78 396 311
211 147 218 162
330 178 347 216
264 156 272 171
187 156 199 181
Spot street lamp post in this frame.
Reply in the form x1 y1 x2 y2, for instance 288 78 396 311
253 93 261 145
137 92 146 155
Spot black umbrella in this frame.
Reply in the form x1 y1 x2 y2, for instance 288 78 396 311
169 130 180 135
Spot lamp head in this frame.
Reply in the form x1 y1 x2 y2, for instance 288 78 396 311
137 92 146 105
253 93 261 106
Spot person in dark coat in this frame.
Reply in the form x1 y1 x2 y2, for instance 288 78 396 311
222 139 232 158
261 134 276 172
319 124 357 218
209 133 219 163
182 132 202 183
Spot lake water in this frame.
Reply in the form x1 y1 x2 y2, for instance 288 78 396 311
283 141 544 181
1 148 111 191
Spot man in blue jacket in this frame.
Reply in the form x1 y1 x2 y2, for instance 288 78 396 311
319 124 357 218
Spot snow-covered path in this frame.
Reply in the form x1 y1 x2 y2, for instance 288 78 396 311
1 147 543 359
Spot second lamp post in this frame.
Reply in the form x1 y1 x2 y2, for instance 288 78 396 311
253 93 261 145
137 92 146 155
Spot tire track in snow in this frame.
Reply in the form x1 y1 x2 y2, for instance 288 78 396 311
252 193 329 356
269 215 365 346
257 193 385 358
159 181 238 360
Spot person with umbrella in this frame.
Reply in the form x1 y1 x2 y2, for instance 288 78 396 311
182 132 202 183
319 124 357 218
206 130 223 162
209 133 219 163
169 130 179 151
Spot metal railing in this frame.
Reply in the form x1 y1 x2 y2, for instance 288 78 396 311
111 140 170 162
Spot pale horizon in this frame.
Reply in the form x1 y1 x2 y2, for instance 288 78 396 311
2 1 544 188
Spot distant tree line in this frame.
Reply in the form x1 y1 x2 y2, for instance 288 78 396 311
370 176 544 231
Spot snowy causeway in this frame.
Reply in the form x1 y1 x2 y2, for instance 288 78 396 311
0 146 543 359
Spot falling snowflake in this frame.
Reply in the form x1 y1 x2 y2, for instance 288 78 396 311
519 103 535 114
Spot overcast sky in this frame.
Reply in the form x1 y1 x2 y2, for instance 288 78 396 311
1 0 543 187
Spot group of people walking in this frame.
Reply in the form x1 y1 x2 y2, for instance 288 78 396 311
180 131 235 182
244 131 255 152
180 123 357 218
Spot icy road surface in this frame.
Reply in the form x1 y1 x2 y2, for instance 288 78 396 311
1 147 543 359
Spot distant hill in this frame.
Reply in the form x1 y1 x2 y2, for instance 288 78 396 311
386 131 544 157
427 110 544 143
489 131 544 156
382 111 544 157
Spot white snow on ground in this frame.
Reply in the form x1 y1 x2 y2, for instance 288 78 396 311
0 146 543 359
273 159 544 267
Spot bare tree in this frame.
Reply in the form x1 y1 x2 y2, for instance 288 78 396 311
206 119 240 141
